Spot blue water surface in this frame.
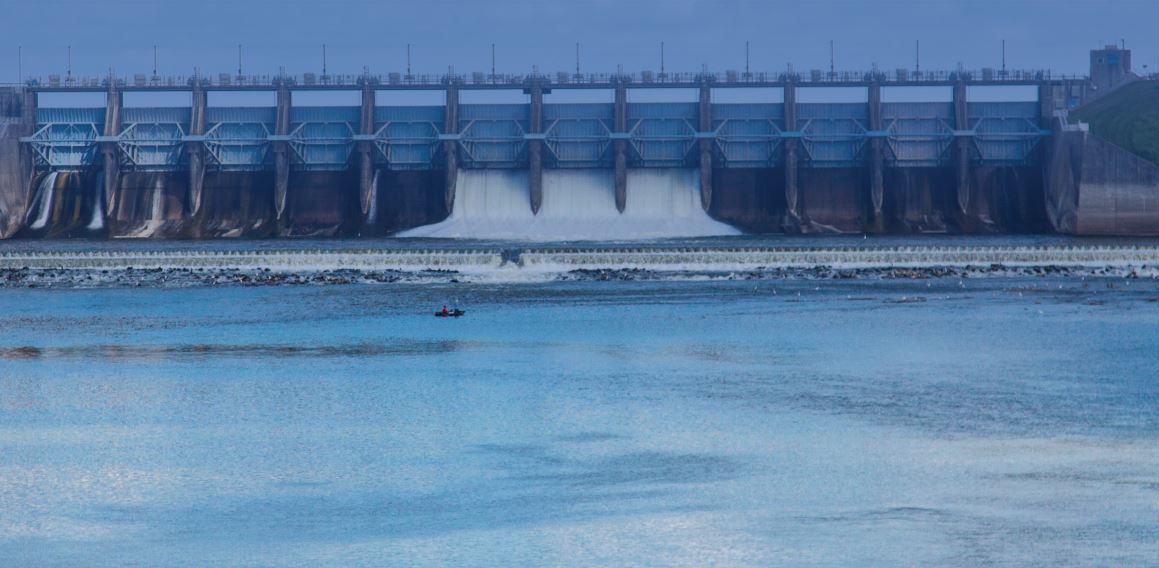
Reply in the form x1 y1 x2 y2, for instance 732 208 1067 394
1 277 1158 566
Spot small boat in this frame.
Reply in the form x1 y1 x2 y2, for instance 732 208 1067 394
434 309 466 318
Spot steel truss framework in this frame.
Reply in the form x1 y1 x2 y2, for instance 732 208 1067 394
22 101 1047 171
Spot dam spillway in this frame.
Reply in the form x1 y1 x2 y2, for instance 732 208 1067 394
0 56 1157 239
399 168 740 240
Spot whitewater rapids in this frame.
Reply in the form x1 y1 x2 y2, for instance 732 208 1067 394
398 168 740 240
4 244 1159 287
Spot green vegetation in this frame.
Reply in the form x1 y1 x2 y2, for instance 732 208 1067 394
1072 80 1159 165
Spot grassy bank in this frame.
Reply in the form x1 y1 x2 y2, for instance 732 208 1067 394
1072 80 1159 165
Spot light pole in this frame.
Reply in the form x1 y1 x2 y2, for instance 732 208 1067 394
745 41 750 79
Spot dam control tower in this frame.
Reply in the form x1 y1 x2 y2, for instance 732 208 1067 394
1090 44 1134 95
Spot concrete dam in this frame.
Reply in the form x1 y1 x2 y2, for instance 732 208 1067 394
0 49 1156 240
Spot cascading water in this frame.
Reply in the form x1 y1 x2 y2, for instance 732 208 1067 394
620 169 738 236
86 174 106 231
364 170 379 226
108 172 193 238
121 174 170 238
26 172 58 231
399 168 740 240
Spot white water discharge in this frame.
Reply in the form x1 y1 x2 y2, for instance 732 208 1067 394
124 176 170 238
26 172 58 231
399 168 740 240
86 175 105 231
365 170 380 226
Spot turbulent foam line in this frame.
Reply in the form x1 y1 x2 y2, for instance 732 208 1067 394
0 249 505 272
2 245 1159 274
516 245 1159 271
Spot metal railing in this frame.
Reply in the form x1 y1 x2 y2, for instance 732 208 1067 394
6 68 1091 90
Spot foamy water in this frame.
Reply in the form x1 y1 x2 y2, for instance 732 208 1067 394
398 168 740 240
4 244 1159 278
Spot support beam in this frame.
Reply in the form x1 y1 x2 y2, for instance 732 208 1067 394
358 80 376 224
274 80 292 222
444 81 459 213
697 78 713 211
187 81 207 218
528 78 545 214
101 81 122 215
783 81 800 221
613 79 628 213
868 81 885 224
953 79 970 214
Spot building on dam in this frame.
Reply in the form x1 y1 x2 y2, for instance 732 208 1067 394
0 47 1156 239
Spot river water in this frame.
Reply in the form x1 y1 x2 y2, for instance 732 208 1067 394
2 273 1158 566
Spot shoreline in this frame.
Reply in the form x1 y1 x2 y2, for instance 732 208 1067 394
2 263 1155 289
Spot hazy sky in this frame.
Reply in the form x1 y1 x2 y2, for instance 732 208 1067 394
2 0 1156 84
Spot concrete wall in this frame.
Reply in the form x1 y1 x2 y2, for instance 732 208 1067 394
709 168 786 233
194 172 276 238
708 165 1044 234
108 172 189 238
375 170 450 234
1046 119 1159 235
0 90 33 238
280 171 358 237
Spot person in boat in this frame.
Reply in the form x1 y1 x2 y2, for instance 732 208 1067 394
440 305 449 316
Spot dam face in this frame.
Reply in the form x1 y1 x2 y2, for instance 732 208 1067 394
0 67 1151 239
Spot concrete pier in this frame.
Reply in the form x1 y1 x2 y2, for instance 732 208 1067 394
100 82 122 214
1046 115 1159 235
953 80 971 214
0 89 34 238
698 78 713 211
613 79 628 213
187 82 207 218
783 81 800 222
868 80 885 226
528 78 545 214
358 80 376 224
443 81 459 212
274 81 291 222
